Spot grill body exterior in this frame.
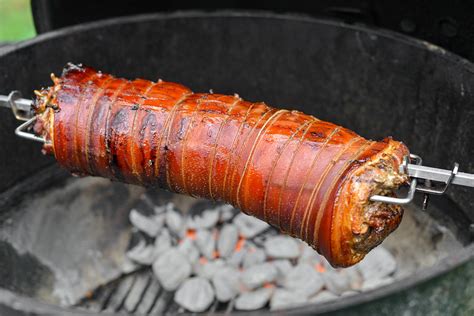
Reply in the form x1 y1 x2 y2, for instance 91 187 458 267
0 12 473 316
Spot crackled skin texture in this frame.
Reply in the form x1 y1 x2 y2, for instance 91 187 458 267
34 65 409 267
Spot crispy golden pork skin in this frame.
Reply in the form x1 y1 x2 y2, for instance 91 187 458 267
33 64 409 267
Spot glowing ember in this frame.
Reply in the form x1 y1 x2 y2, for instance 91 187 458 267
199 256 208 265
186 229 197 240
315 263 326 273
235 237 246 252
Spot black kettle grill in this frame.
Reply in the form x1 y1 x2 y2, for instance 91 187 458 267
0 2 473 315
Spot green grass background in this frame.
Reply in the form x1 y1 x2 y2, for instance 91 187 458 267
0 0 36 41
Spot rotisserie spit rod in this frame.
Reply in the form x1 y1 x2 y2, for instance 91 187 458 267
2 91 472 204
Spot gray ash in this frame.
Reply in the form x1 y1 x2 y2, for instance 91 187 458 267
121 193 402 312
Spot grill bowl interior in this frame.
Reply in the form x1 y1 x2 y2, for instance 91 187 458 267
0 11 473 315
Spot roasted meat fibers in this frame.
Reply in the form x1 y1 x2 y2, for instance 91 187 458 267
33 64 409 267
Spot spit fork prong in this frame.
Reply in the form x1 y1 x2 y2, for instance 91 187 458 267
0 93 45 143
416 161 459 210
14 116 45 143
369 154 421 205
370 154 474 207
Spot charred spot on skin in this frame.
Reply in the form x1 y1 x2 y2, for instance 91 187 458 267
110 153 124 181
311 131 325 138
131 104 139 110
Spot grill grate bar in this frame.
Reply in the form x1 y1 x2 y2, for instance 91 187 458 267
123 273 152 313
225 299 235 314
103 274 136 312
208 299 219 313
136 277 162 315
79 284 116 313
77 262 242 314
149 290 174 315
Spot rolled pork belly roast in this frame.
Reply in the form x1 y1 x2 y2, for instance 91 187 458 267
33 64 409 267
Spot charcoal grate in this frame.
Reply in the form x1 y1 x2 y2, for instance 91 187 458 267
76 269 234 314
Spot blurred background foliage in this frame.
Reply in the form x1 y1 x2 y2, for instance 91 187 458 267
0 0 36 41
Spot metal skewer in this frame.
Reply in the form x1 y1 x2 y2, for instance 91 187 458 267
370 154 473 207
0 91 33 121
1 92 473 207
0 91 46 143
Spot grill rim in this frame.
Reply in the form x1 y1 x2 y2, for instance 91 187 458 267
0 10 473 315
3 10 474 69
